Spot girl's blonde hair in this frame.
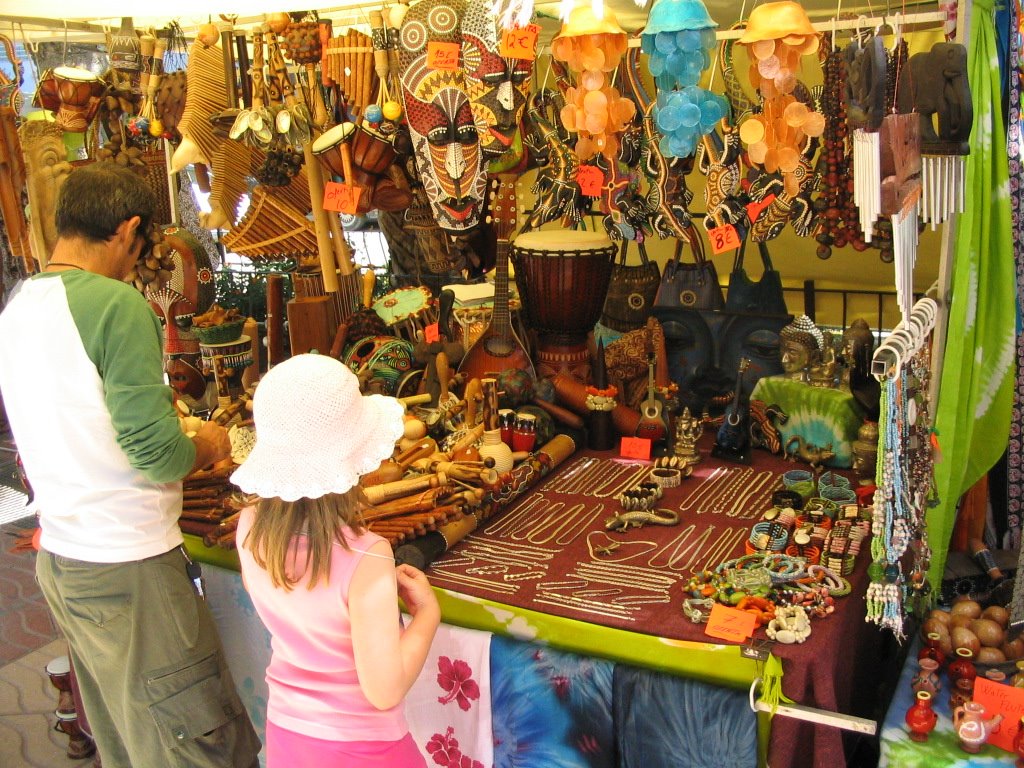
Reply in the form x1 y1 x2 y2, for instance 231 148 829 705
244 488 366 590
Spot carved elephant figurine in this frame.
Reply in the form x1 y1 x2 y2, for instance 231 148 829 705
897 43 972 150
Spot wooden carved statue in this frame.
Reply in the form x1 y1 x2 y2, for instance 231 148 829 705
19 120 72 267
896 43 972 153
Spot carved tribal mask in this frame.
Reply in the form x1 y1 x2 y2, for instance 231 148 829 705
398 0 485 232
460 0 533 158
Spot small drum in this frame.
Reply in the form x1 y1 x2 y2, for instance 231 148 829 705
511 230 616 380
311 122 353 179
33 68 61 112
200 335 253 406
53 66 105 133
343 335 414 396
372 286 436 343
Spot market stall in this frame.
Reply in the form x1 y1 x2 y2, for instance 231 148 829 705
1 0 1020 765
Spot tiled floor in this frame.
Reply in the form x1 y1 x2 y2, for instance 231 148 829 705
1 515 93 767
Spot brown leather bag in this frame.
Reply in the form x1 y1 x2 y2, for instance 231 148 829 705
601 238 661 333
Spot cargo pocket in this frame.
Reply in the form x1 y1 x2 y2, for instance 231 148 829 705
148 653 250 764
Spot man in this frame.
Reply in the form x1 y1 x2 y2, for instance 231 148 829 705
0 164 261 767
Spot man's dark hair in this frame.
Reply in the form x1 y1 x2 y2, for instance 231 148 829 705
54 164 155 243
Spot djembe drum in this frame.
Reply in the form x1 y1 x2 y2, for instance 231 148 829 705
372 286 436 343
53 66 105 133
510 230 616 381
200 335 253 407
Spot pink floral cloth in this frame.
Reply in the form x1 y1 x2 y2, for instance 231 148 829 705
404 621 493 768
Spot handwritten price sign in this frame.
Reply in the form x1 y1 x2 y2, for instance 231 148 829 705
323 182 364 215
577 165 604 197
707 224 741 255
705 603 757 642
619 437 652 461
424 323 440 344
499 24 540 60
427 41 460 71
746 193 776 224
973 676 1024 752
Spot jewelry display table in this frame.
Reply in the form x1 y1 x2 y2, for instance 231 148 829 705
186 440 889 768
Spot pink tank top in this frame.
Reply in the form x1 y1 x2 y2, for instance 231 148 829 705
236 507 409 742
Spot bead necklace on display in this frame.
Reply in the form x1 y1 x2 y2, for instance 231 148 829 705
544 456 599 494
524 502 605 545
484 495 552 537
677 467 751 513
726 471 780 518
593 465 654 499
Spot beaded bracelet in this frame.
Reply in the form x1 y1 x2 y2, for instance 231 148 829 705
749 521 789 553
820 486 857 505
649 467 683 489
682 597 715 623
817 471 851 491
803 497 839 521
761 506 797 529
783 469 813 486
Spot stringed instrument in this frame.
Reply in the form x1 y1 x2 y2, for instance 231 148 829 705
712 357 751 464
457 174 535 382
635 354 667 443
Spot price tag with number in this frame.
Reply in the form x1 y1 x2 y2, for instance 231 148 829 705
619 437 652 461
424 323 440 343
499 24 540 60
323 182 364 214
427 41 460 71
577 165 604 197
707 224 742 254
705 603 757 642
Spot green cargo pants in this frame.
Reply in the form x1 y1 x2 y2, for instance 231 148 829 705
37 546 262 768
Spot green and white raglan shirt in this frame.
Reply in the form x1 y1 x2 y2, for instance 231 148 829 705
0 271 196 563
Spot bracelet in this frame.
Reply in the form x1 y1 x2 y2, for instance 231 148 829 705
819 486 857 504
650 467 683 489
682 597 715 623
817 471 851 491
771 489 804 510
783 469 813 486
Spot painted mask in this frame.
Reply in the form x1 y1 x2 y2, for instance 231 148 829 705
398 0 485 232
460 0 534 158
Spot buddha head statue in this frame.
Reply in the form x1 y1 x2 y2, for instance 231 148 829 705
779 315 823 380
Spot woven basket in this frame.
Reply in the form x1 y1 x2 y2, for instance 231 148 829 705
191 319 244 345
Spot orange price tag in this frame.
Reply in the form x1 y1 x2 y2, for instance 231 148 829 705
323 182 364 214
577 165 604 197
704 603 757 643
745 193 776 223
499 24 540 60
619 437 652 461
427 41 460 71
424 323 440 343
972 677 1024 752
707 224 742 254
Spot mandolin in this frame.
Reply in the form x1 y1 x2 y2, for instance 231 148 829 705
458 174 536 382
635 354 667 443
712 357 751 464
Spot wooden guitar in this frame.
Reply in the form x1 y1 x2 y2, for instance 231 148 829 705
635 354 667 443
458 174 536 382
712 357 751 464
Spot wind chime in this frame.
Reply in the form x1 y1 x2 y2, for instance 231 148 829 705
640 0 728 159
845 30 888 242
735 1 826 197
552 4 635 162
896 41 971 229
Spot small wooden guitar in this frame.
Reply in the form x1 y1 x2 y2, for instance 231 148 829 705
458 174 536 382
635 354 667 443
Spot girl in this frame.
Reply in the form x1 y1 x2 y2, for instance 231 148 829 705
232 354 439 768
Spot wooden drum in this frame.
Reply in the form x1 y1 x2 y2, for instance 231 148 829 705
372 286 436 343
53 66 105 133
200 335 253 406
310 122 351 179
510 230 616 381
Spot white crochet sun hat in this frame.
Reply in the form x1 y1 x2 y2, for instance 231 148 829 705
231 354 404 502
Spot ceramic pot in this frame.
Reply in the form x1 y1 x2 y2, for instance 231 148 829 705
948 648 977 685
911 657 941 697
954 700 1003 753
905 690 938 743
917 632 946 667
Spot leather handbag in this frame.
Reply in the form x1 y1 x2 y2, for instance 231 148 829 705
653 230 724 312
600 238 661 333
724 237 788 316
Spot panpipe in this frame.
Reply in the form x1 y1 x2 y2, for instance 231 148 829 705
322 29 377 112
172 38 229 171
206 139 252 230
222 171 318 260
